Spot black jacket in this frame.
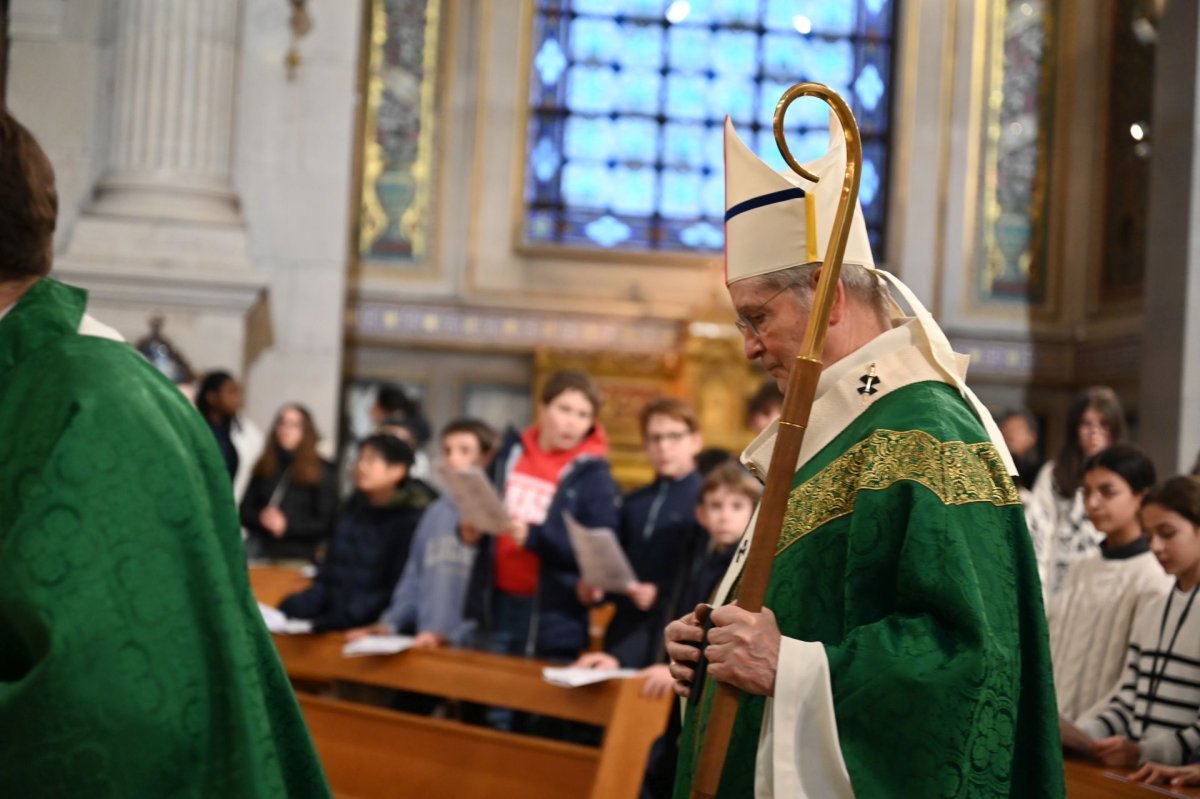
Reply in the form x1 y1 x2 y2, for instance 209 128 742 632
464 427 620 658
239 451 338 561
604 471 705 667
279 480 435 632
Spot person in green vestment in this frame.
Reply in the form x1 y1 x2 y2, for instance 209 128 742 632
664 116 1064 797
0 110 330 797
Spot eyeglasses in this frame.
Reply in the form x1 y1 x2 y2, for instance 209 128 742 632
646 430 692 446
734 282 797 338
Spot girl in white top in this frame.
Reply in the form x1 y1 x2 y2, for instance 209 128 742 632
1080 476 1200 769
1049 444 1171 722
1028 386 1126 603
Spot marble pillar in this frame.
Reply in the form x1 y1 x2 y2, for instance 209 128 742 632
1138 0 1200 474
55 0 264 376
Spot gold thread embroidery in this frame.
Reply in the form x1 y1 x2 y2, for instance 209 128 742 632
777 428 1021 554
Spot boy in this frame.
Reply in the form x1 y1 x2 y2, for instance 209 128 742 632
280 434 434 631
347 419 497 648
576 461 761 799
596 398 705 669
463 369 620 662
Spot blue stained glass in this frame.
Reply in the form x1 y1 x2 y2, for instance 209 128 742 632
669 0 712 24
525 0 895 256
570 17 621 63
681 221 725 248
668 26 712 74
618 24 664 71
709 77 756 123
713 30 758 77
661 170 704 218
704 125 725 173
529 211 555 240
563 117 613 161
703 173 725 218
665 73 709 121
802 40 855 91
763 34 807 79
585 215 633 247
621 0 668 17
764 0 854 35
614 117 659 163
617 70 662 115
611 166 657 215
535 39 568 86
566 66 616 113
662 122 706 169
860 157 880 207
854 63 885 111
562 162 611 208
712 0 759 25
531 137 560 182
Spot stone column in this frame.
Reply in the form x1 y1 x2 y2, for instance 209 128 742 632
1138 0 1200 474
94 0 241 224
56 0 264 377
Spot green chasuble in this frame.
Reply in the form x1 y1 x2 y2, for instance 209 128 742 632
675 380 1064 798
0 279 330 798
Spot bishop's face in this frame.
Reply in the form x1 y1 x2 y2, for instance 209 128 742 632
728 278 809 390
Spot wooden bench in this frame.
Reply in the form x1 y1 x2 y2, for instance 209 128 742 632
251 566 673 799
1065 756 1200 798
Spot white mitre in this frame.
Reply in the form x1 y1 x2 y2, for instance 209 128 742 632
723 115 873 285
722 115 1018 476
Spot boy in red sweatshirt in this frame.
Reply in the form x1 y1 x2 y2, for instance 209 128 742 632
463 370 619 664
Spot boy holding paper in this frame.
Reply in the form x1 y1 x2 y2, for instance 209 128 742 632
463 370 620 662
346 419 497 648
585 398 706 670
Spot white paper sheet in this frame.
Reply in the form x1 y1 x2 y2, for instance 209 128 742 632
437 464 511 533
563 513 638 593
341 634 416 658
257 602 313 635
542 666 640 688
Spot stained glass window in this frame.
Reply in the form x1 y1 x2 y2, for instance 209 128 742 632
522 0 897 257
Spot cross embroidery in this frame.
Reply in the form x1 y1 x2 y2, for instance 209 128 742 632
858 364 880 402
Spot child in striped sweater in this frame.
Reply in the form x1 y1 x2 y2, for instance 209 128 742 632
1079 476 1200 768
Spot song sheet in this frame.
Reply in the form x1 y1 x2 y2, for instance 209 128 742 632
437 464 511 533
564 513 638 593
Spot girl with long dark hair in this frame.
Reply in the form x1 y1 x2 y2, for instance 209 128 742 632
1028 385 1126 601
240 403 338 561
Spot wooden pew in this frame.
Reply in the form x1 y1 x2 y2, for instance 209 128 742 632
251 566 672 799
1065 757 1200 798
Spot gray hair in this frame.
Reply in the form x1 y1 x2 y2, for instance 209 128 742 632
749 263 894 323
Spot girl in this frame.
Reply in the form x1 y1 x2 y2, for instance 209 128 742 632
1080 476 1200 767
240 403 338 562
1028 386 1126 602
1048 444 1171 722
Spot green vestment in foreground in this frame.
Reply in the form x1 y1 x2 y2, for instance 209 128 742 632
675 381 1064 798
0 278 330 798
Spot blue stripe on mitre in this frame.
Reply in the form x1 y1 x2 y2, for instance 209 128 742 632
724 187 807 222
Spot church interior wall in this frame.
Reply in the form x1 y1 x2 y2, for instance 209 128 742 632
9 0 1195 469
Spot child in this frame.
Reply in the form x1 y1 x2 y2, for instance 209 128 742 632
463 369 620 662
1027 386 1126 602
600 398 705 669
1078 476 1200 767
346 419 497 648
576 461 760 799
1049 444 1171 722
279 434 434 631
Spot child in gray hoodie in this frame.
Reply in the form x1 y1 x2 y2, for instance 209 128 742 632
346 419 497 647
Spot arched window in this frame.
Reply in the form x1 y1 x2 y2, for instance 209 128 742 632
521 0 897 257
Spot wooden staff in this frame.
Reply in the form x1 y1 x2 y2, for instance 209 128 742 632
688 83 863 799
